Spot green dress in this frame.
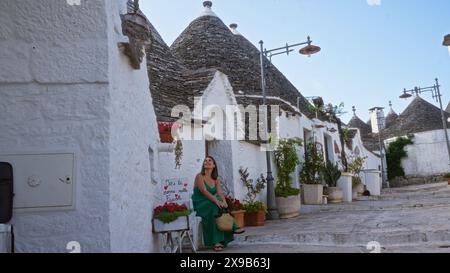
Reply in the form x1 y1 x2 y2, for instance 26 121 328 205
192 181 239 247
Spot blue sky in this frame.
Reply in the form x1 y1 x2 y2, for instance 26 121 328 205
140 0 450 123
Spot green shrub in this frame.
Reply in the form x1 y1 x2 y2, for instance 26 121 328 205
386 136 414 180
320 161 341 187
352 176 362 187
242 201 267 214
274 138 302 197
239 167 267 213
300 141 325 185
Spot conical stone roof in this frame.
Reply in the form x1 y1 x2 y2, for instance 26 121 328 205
146 21 217 122
385 110 399 128
170 7 317 118
382 96 450 138
348 115 372 137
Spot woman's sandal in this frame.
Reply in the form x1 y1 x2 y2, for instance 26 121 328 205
234 228 246 235
213 245 224 252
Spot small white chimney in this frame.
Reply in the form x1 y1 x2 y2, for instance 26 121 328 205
229 23 241 35
369 107 385 133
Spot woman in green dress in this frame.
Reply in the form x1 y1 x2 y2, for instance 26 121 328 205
192 156 245 252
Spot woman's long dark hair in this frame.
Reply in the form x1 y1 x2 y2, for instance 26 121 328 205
201 156 219 180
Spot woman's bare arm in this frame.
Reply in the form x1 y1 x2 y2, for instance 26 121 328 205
216 179 228 208
195 174 222 207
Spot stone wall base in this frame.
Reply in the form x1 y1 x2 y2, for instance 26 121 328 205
390 175 446 188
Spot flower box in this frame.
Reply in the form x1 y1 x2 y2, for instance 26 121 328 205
152 215 191 233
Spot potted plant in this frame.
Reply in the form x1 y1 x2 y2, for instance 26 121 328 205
300 141 325 205
158 122 174 143
274 138 302 218
352 176 362 200
444 173 450 185
320 161 343 203
152 202 192 233
239 167 267 227
225 196 246 228
348 154 367 198
158 122 182 144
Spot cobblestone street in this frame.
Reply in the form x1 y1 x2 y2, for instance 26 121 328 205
203 182 450 253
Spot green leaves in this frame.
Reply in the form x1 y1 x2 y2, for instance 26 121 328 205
300 142 325 185
242 201 267 214
386 136 414 180
240 167 267 204
154 210 192 224
274 138 303 197
320 161 341 187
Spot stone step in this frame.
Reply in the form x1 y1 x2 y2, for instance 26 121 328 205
382 182 449 194
216 242 450 253
301 198 450 214
235 229 450 247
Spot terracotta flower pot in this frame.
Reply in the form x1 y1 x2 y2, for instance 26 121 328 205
231 210 246 228
244 210 265 227
160 132 174 143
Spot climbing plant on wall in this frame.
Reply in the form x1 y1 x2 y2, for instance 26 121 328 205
386 136 414 180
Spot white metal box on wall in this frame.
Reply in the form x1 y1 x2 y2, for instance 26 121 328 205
0 153 75 211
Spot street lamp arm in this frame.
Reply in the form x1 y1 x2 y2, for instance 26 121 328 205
263 40 312 56
264 40 312 56
400 78 450 165
269 49 295 61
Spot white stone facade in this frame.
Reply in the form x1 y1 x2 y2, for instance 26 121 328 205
388 130 450 177
0 0 160 253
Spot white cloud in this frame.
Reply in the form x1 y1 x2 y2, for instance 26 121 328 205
367 0 381 6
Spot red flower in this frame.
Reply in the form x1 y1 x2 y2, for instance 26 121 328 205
153 202 190 216
158 122 182 134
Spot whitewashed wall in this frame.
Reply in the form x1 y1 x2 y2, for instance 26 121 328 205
395 130 450 177
107 0 160 253
158 139 206 201
349 130 381 172
0 0 111 253
0 0 160 253
231 141 269 205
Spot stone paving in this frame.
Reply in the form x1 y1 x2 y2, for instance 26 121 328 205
201 182 450 253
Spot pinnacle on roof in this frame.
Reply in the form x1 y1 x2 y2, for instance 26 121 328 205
198 1 217 18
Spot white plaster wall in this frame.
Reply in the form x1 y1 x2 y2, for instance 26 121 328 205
350 131 381 172
232 142 268 205
278 113 303 188
0 0 111 252
106 0 161 253
207 141 235 193
399 130 450 176
158 139 206 201
0 0 162 253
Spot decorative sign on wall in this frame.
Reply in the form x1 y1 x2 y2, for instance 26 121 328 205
162 178 190 203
